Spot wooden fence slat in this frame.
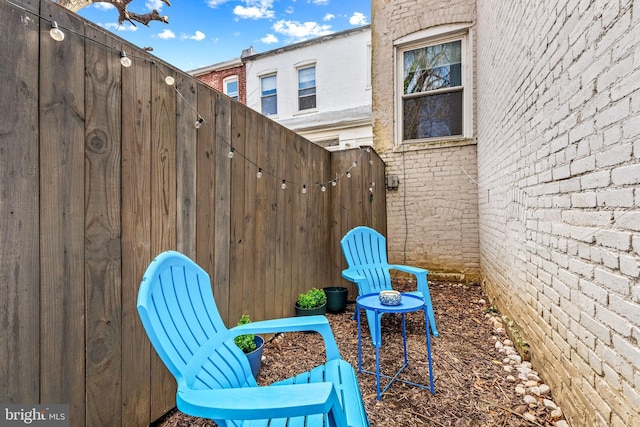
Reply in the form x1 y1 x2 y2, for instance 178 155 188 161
149 63 178 420
176 75 198 259
0 0 40 406
242 108 259 319
214 92 232 324
121 53 153 427
38 3 87 426
229 100 247 323
83 26 123 427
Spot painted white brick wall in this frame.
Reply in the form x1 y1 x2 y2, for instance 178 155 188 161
476 1 640 426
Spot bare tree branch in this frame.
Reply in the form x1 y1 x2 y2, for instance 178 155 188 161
53 0 170 27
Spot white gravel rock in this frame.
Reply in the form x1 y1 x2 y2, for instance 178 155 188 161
540 384 551 395
543 399 558 410
523 395 538 406
515 386 526 395
555 421 569 427
524 413 537 422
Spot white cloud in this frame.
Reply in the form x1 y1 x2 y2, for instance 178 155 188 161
311 0 329 5
207 0 231 7
146 0 166 11
102 22 138 32
285 6 294 14
349 12 368 25
156 29 176 39
234 1 275 20
323 13 334 21
182 30 206 41
93 3 115 11
272 20 333 40
260 34 278 44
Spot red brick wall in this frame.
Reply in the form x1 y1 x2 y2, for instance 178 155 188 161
196 64 246 104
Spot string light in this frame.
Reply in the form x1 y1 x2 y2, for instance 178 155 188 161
49 21 65 42
119 50 132 68
8 2 376 196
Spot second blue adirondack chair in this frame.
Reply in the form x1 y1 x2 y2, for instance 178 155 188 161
137 251 369 427
341 226 438 346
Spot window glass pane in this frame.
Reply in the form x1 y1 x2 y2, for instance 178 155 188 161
299 94 316 110
298 66 315 90
403 40 461 94
262 95 277 115
225 80 238 100
403 90 463 139
261 75 276 96
261 75 277 115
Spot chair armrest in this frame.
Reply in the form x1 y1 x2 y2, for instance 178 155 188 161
177 382 349 427
232 316 340 361
341 269 367 284
388 264 428 276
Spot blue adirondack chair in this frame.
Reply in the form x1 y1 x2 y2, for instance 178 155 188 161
341 226 438 346
137 251 369 427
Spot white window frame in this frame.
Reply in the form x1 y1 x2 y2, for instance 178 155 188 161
259 73 278 116
295 62 317 112
223 75 239 101
394 24 473 146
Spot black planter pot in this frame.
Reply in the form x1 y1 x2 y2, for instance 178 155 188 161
323 286 348 313
245 335 264 378
294 302 327 316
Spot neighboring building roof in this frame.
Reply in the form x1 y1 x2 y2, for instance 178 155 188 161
242 25 370 61
277 105 372 133
188 57 243 76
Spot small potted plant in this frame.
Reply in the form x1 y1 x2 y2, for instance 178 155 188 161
295 287 327 316
323 286 348 313
234 314 264 377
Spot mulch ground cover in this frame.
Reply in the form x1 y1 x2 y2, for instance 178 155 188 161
155 280 566 426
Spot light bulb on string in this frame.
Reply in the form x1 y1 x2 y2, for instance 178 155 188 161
302 185 307 194
369 159 373 165
346 171 352 178
120 51 132 68
281 180 287 190
332 179 337 187
256 168 263 179
165 75 175 86
321 184 327 192
194 117 204 129
352 161 358 168
50 21 65 42
228 148 235 159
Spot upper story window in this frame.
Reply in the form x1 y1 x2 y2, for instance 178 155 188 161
396 27 472 144
223 76 239 101
261 74 277 116
297 65 316 111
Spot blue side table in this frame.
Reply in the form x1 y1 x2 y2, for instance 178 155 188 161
356 292 435 400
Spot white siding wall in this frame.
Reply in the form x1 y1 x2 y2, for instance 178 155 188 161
245 28 372 150
477 1 640 426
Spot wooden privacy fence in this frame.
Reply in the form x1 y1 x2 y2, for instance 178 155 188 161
0 1 386 426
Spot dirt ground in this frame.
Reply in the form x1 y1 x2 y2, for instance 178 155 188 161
155 280 566 426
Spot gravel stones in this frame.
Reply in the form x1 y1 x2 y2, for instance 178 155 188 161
486 312 567 426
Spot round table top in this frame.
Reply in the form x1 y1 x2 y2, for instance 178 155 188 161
356 292 424 313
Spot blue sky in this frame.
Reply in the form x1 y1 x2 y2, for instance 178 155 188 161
76 0 370 72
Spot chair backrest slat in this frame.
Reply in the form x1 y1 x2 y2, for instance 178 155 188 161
341 226 392 293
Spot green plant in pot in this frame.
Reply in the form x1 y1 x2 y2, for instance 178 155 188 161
295 287 327 316
234 314 264 377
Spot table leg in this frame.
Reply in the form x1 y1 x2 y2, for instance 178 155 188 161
375 310 381 400
425 308 434 393
357 304 362 373
402 313 408 366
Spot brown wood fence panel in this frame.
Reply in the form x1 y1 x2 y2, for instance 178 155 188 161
0 1 386 425
38 1 87 423
0 0 40 406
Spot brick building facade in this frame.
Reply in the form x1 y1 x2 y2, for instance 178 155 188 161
372 0 640 426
